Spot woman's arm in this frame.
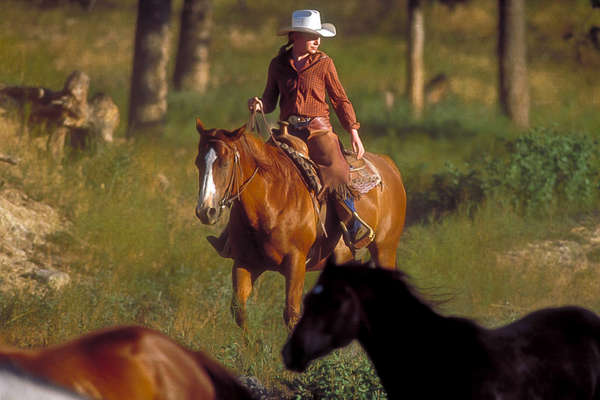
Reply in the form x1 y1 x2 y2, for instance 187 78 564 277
325 59 364 158
259 59 279 114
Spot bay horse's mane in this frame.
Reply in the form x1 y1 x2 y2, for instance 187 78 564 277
203 125 300 184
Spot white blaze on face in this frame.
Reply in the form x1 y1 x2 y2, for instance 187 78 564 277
198 148 218 207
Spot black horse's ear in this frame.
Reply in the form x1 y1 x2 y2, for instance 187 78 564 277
196 118 207 135
324 255 340 270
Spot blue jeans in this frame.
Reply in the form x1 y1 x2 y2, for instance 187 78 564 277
343 197 361 235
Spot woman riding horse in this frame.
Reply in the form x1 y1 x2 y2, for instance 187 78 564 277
248 9 372 250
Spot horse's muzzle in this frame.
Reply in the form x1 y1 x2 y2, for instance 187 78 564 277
195 205 221 225
281 341 310 372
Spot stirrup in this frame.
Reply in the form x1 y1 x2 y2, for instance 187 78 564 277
339 212 375 250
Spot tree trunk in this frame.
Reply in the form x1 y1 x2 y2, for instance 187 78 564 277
173 0 212 92
498 0 529 128
128 0 172 137
407 0 425 119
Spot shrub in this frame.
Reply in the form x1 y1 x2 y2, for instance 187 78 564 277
484 129 600 214
407 128 600 223
406 162 484 224
283 350 387 400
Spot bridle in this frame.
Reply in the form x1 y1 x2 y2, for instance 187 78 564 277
206 138 259 210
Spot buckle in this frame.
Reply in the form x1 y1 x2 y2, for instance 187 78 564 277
288 115 310 126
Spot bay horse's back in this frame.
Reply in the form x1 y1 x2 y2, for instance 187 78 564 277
0 326 253 400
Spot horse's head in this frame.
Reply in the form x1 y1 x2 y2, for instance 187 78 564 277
282 257 362 372
194 118 244 225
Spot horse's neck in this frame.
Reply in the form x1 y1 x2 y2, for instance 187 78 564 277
0 347 35 364
356 284 482 395
239 136 300 202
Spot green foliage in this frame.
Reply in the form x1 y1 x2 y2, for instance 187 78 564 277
407 162 484 224
284 349 387 400
79 146 133 192
407 128 600 222
484 129 600 214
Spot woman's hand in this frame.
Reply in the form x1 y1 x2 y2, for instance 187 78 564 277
350 129 365 159
248 97 263 112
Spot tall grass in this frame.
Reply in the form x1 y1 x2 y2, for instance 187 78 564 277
1 0 600 397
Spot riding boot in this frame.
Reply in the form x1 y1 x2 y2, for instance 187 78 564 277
336 195 375 250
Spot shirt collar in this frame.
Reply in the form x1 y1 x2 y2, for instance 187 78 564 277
286 50 326 71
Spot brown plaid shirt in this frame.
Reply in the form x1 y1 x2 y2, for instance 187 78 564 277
260 50 360 133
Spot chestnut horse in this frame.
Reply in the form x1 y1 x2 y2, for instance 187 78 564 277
0 326 254 400
194 119 406 330
282 258 600 399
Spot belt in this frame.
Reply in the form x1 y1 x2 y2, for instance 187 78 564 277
288 115 312 126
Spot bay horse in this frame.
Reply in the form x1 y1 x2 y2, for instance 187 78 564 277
282 258 600 399
0 325 254 400
194 119 406 330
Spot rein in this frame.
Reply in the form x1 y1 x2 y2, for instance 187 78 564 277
246 107 272 140
207 138 259 209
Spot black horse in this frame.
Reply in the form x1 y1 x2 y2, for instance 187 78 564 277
282 258 600 399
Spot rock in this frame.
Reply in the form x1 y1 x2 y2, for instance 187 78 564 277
238 376 285 400
30 269 71 290
0 187 72 294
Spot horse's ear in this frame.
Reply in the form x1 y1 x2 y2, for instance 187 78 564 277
324 255 340 271
196 118 207 135
225 125 245 139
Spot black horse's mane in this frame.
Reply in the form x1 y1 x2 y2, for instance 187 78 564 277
323 259 428 305
322 258 461 322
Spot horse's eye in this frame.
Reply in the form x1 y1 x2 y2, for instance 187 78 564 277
312 284 324 295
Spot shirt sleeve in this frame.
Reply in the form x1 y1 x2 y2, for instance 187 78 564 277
324 58 360 133
261 58 279 114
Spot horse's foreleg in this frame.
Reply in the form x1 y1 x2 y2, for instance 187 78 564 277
231 265 255 331
283 253 307 331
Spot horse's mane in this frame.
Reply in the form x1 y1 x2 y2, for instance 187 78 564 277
322 259 483 345
192 351 255 400
322 259 443 314
235 127 299 183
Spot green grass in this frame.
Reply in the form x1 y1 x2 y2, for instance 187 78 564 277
1 0 600 397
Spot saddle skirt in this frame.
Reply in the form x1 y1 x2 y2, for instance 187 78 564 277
343 150 382 195
269 129 382 197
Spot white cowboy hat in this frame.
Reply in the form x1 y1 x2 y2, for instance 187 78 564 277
277 10 336 38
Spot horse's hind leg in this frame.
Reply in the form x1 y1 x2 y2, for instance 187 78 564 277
368 242 398 269
231 265 258 331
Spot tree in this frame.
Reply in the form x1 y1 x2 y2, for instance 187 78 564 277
173 0 213 92
405 0 468 119
128 0 172 137
407 0 425 119
498 0 529 128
